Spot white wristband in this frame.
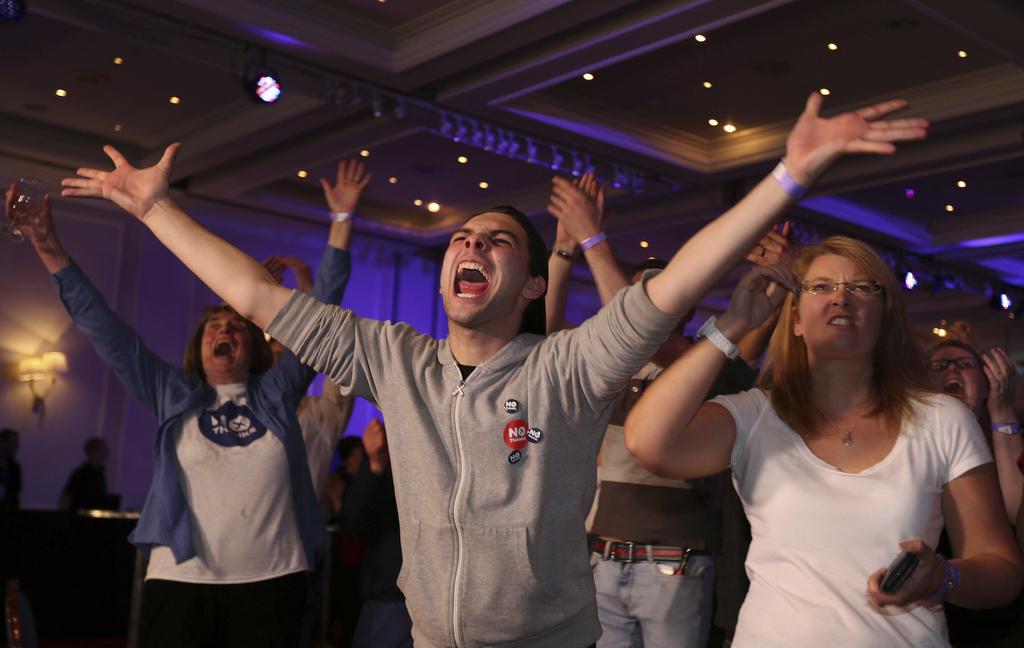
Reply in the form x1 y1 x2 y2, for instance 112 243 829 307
696 316 740 360
330 211 353 223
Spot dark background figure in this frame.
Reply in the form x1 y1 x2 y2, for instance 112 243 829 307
326 434 368 648
338 419 412 648
0 428 21 510
59 437 118 512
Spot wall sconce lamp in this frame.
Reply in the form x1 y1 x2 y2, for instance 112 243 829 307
18 351 68 414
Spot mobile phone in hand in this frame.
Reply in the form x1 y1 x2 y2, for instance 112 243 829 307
881 551 920 593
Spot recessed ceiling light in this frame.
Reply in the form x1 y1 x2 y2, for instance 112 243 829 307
694 34 707 43
956 180 966 188
388 176 398 184
55 88 67 97
957 49 968 58
819 88 830 96
360 149 370 157
723 123 737 133
582 72 595 81
457 155 469 164
427 201 441 213
169 96 181 104
640 241 649 248
905 188 915 199
114 124 123 132
113 57 124 65
297 170 308 178
827 42 839 51
702 81 712 89
414 199 423 206
478 181 489 189
945 204 955 212
708 118 719 126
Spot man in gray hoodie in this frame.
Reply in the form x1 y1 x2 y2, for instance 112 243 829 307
61 93 926 647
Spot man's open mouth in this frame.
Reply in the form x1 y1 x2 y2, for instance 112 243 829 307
455 261 490 298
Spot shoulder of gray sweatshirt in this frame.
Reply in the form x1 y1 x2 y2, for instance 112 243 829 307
268 273 679 648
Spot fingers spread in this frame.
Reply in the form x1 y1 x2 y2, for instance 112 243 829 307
103 145 129 168
856 99 909 121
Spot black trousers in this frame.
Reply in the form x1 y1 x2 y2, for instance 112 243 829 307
139 572 308 648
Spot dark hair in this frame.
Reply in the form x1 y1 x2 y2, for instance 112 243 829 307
0 428 17 443
182 304 274 382
929 339 987 387
83 437 106 456
632 258 668 275
336 436 365 461
468 206 549 336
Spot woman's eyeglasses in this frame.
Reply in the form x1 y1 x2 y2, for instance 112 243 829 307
799 281 884 297
928 357 980 372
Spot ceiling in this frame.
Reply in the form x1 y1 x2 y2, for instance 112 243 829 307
2 0 1023 348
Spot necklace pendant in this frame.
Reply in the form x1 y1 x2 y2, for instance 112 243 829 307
842 431 853 447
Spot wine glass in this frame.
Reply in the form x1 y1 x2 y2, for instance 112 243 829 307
3 177 48 242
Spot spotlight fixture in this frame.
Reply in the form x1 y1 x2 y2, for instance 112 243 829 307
902 271 918 290
957 50 968 58
819 88 830 96
526 139 538 163
945 204 954 213
0 0 25 21
427 201 441 213
582 73 595 81
905 188 915 199
571 151 583 177
708 118 719 126
640 241 649 248
483 126 496 151
388 176 398 184
613 165 628 189
827 42 839 51
55 88 68 98
454 119 468 142
114 123 123 132
169 96 181 104
457 155 469 164
243 56 282 104
956 180 966 189
702 81 712 89
722 123 737 133
1000 292 1012 311
932 327 948 338
694 34 707 43
413 199 423 206
478 181 489 189
297 170 308 178
360 149 370 157
113 57 124 65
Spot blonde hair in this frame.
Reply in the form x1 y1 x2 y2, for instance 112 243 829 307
761 236 929 438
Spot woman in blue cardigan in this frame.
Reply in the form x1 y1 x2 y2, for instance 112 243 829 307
9 157 369 647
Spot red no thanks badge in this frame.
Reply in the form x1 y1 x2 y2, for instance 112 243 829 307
503 419 529 450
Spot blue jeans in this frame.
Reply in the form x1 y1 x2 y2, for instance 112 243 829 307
592 553 715 648
352 599 414 648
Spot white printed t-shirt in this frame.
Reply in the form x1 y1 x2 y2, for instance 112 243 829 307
146 383 308 583
709 389 991 648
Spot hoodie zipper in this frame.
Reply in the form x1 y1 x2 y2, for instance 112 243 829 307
450 374 468 648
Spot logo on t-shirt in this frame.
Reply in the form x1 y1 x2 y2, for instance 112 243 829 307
199 401 269 447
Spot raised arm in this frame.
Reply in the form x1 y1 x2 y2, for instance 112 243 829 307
624 263 794 478
61 144 289 329
984 347 1024 521
590 94 922 318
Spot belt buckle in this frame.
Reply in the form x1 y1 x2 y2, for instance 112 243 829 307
673 547 693 576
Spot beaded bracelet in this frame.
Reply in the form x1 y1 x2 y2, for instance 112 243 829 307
924 553 960 610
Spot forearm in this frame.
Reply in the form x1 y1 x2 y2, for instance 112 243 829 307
327 219 352 250
583 241 629 306
647 174 793 315
30 234 72 274
143 198 290 328
993 433 1024 521
737 316 777 368
624 339 730 476
545 252 573 334
946 553 1024 608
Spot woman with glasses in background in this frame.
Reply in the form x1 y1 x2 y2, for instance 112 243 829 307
927 339 1024 647
624 235 1023 647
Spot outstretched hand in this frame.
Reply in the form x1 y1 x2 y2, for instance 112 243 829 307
321 159 372 214
61 143 181 221
784 93 928 186
548 172 605 247
716 264 797 342
263 256 314 293
747 221 795 272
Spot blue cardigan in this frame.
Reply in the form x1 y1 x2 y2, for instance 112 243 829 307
53 247 351 566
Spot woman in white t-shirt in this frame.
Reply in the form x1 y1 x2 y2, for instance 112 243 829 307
624 235 1023 647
